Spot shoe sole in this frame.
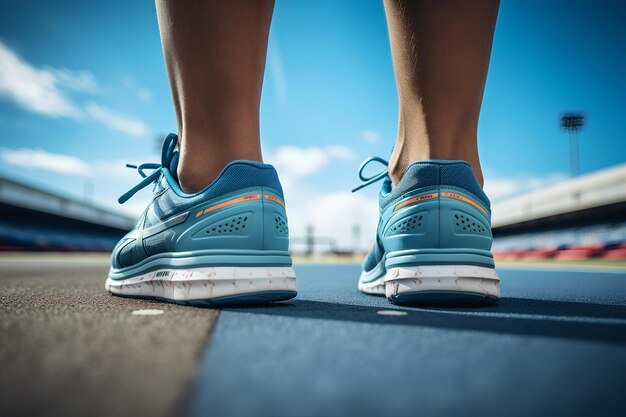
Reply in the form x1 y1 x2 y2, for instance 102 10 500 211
384 265 500 305
105 266 297 305
358 276 386 295
357 259 387 296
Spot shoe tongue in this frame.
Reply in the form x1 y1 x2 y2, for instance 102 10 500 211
168 150 179 181
160 133 180 181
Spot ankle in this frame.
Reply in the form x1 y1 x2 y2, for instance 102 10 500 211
177 162 219 194
176 139 262 193
388 137 483 187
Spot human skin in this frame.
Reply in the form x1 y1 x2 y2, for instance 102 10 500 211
155 0 499 191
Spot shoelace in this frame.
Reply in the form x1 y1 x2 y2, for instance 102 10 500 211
352 156 389 192
117 163 162 204
118 134 178 204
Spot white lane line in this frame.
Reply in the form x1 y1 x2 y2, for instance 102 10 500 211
413 308 626 325
377 310 408 316
496 266 626 274
132 309 165 316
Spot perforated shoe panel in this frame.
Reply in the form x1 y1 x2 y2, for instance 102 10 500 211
204 213 251 236
385 212 427 237
452 210 488 235
274 214 289 237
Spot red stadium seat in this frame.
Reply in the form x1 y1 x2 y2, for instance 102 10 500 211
603 244 626 260
555 244 605 260
520 248 558 260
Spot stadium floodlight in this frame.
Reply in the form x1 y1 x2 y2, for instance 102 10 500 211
560 112 585 177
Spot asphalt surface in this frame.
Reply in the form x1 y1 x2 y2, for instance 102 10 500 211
2 256 626 417
189 264 626 417
0 255 217 417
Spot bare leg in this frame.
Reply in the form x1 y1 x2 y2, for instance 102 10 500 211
384 0 499 186
156 0 274 193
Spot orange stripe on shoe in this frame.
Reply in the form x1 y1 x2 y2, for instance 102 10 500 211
441 192 488 215
264 194 285 207
198 194 261 217
394 193 439 211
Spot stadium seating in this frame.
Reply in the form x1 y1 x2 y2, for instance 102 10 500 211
0 220 120 252
493 221 626 261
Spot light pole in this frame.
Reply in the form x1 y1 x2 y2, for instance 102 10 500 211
560 113 585 177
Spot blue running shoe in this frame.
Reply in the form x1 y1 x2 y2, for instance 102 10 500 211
353 157 500 304
105 134 296 305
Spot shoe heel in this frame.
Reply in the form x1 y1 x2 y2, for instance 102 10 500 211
384 265 500 305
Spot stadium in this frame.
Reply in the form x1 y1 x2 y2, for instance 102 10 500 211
1 1 626 417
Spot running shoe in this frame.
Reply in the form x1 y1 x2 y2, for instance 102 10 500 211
105 134 296 305
353 157 500 304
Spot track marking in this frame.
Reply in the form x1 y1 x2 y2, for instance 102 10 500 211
377 310 408 316
132 309 165 316
412 308 626 326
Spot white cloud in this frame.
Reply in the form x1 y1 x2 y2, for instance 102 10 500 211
484 172 568 202
85 102 150 137
282 182 379 253
0 148 90 176
49 68 98 93
120 74 153 103
0 41 151 138
325 145 355 161
360 130 381 144
0 41 82 118
269 145 356 176
267 38 288 105
270 146 328 177
0 146 157 180
137 88 152 103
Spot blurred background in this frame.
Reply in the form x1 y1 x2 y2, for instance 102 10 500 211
0 0 625 262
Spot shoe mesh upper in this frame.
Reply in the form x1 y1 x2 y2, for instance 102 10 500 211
379 161 489 211
154 162 284 220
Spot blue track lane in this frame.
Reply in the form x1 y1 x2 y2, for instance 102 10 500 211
188 265 626 417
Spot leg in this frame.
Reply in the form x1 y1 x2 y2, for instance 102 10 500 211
108 0 296 306
156 0 274 193
357 1 501 303
384 0 499 186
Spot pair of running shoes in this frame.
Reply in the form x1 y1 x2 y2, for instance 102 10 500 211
105 134 500 305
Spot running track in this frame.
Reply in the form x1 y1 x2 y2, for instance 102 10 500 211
189 264 626 417
1 257 625 417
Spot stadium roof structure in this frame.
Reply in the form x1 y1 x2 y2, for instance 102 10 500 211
491 163 626 231
0 175 135 231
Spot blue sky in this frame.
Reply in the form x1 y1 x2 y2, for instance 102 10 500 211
0 0 625 250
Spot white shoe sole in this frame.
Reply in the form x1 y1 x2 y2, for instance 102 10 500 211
105 266 297 305
358 276 386 295
384 265 500 304
357 259 387 295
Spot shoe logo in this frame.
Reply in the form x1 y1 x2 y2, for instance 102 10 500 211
264 194 285 207
394 193 438 211
393 191 488 215
194 193 285 218
441 192 488 215
195 194 261 218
